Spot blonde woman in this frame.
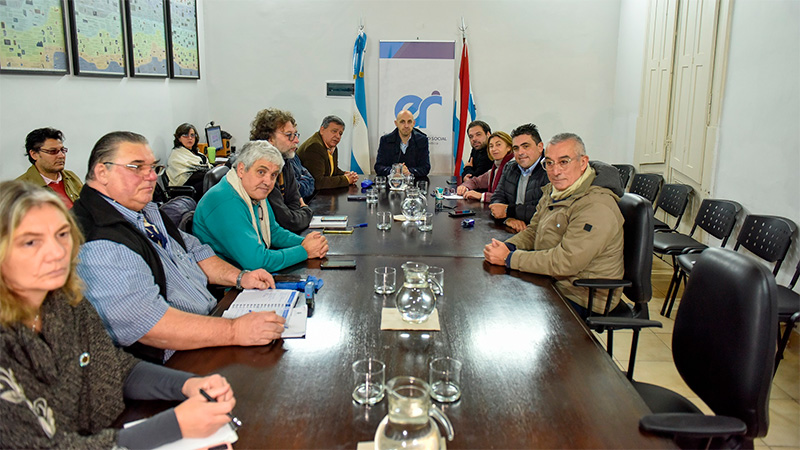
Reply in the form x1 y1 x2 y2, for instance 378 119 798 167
456 131 515 202
0 181 235 448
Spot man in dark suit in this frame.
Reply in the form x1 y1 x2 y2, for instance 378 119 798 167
374 110 430 177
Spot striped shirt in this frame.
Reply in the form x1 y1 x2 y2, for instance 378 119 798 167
76 198 217 361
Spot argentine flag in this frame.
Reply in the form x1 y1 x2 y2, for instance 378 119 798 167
351 30 369 174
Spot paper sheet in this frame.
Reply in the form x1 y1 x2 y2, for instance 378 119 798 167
124 421 238 450
381 307 440 331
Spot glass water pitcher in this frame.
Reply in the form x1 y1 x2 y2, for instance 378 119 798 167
374 376 454 450
388 163 406 191
395 262 440 323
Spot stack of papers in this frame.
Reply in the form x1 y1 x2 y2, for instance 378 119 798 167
223 289 307 338
309 215 349 229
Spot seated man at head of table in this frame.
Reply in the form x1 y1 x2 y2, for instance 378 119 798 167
488 123 549 233
249 107 313 233
297 114 359 190
194 140 329 273
374 109 430 178
16 127 83 208
483 132 626 319
73 131 286 363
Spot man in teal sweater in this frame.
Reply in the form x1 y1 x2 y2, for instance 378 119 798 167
194 141 328 272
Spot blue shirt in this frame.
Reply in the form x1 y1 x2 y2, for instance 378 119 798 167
76 198 217 361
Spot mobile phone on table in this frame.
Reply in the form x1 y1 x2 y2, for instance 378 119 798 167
323 227 354 234
273 274 307 282
347 194 367 201
448 209 475 217
321 259 357 269
321 215 348 222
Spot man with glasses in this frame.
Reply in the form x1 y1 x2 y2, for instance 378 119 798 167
16 127 83 208
484 132 625 318
73 131 285 363
488 123 549 233
250 108 313 232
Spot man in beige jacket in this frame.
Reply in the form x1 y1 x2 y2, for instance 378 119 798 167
484 132 625 318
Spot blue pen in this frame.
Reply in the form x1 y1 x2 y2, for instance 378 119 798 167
354 223 368 228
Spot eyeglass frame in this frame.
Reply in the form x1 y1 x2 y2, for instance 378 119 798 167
36 147 69 156
180 133 197 139
541 156 581 171
282 131 300 141
102 162 166 177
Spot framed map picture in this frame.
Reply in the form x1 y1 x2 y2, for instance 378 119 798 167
68 0 126 76
166 0 198 79
0 0 70 75
125 0 168 77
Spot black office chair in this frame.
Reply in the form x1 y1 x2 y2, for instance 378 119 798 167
156 172 195 204
634 248 777 449
653 184 693 232
657 199 742 317
629 173 663 204
203 165 230 193
671 216 796 325
576 193 661 379
612 164 636 190
776 257 800 373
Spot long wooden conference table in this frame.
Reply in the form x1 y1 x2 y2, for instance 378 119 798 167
120 176 674 449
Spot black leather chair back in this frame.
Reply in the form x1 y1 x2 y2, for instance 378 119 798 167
203 165 230 193
734 215 797 276
690 199 742 246
618 193 654 311
613 164 636 190
629 173 663 204
673 248 776 439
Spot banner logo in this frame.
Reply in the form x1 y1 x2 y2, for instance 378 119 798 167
394 90 442 128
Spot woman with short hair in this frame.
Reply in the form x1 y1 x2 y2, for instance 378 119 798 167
166 123 212 198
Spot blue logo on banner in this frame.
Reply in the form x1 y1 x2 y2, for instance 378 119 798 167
394 91 442 128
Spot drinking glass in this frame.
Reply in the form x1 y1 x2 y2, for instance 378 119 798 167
352 358 386 405
377 211 393 231
374 267 397 294
418 213 434 232
366 189 378 204
429 357 462 403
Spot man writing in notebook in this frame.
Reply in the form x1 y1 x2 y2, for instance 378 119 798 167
73 131 285 363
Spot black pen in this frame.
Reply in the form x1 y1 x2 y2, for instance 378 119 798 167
199 388 242 429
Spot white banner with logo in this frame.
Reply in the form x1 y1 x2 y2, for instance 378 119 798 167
378 41 455 174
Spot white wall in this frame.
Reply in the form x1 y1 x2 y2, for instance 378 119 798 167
714 0 800 285
0 1 210 181
202 0 630 172
611 0 648 163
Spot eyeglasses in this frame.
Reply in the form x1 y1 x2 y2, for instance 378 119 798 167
37 147 68 155
541 157 576 171
282 131 300 141
103 162 166 177
181 133 197 138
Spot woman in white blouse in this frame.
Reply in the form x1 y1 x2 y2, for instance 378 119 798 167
166 123 212 198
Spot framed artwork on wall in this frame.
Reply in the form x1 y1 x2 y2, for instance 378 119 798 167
166 0 198 79
68 0 126 77
125 0 168 77
0 0 70 75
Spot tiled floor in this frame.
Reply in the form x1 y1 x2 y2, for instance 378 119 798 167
592 256 800 449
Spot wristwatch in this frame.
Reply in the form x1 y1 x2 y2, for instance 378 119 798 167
236 270 251 290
